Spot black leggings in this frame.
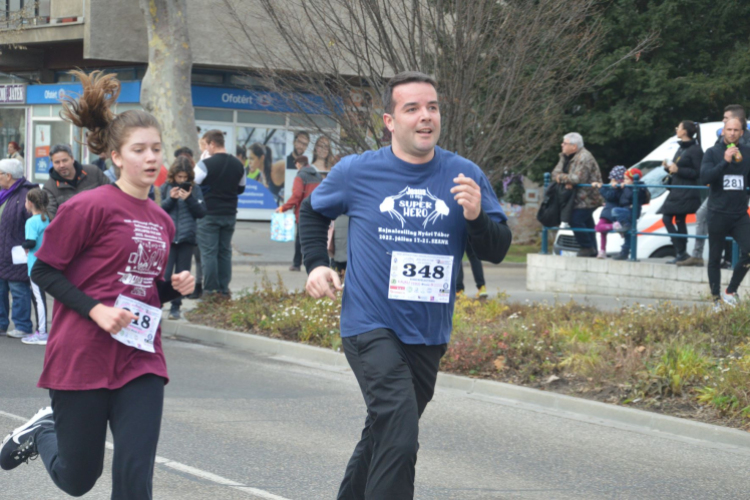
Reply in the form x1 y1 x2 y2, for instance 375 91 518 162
36 374 165 499
662 214 688 254
707 211 750 297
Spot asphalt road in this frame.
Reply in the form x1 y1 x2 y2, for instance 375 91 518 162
1 336 749 499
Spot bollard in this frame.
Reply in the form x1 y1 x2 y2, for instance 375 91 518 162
541 173 550 254
732 239 739 269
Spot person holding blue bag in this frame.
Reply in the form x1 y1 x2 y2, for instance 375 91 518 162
276 155 322 271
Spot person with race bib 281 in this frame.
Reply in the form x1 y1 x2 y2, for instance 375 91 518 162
299 71 512 500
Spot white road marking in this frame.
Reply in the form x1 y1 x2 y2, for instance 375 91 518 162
0 410 292 500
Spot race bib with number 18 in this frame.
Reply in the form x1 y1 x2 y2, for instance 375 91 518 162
111 294 162 353
388 251 454 303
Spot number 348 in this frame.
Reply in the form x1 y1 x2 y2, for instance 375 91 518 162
403 264 444 279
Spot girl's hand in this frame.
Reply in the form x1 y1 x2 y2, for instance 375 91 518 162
172 271 195 296
170 187 181 199
178 187 192 200
591 182 601 188
90 304 137 335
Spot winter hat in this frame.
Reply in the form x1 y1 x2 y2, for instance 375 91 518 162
624 167 642 180
608 165 626 182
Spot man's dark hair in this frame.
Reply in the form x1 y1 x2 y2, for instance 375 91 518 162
174 147 194 159
236 145 247 159
50 144 74 158
725 104 747 130
382 71 438 115
202 129 225 147
294 130 310 142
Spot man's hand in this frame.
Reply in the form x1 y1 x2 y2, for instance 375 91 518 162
451 174 481 221
90 304 137 335
725 147 739 163
172 271 195 296
306 266 342 300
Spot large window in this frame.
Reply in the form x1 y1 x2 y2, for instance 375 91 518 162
0 106 26 165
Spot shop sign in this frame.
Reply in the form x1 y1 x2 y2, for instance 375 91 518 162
0 84 26 104
238 180 279 210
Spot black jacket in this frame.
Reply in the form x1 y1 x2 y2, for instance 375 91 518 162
160 182 207 244
536 182 575 227
659 140 703 215
700 142 750 215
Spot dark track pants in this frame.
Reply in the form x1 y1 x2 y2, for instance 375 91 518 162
707 211 750 297
165 242 195 308
338 329 446 500
36 374 165 499
456 243 485 292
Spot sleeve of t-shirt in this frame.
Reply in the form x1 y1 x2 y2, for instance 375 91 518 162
35 202 101 271
194 160 208 185
309 157 350 219
475 168 507 224
25 217 40 242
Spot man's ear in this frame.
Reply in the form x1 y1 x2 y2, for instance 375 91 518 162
383 113 395 133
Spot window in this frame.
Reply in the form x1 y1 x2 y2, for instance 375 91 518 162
195 108 233 123
31 120 71 183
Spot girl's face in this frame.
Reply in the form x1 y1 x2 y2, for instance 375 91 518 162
24 198 33 212
315 139 330 160
112 127 163 190
623 176 633 185
249 151 263 171
174 172 189 184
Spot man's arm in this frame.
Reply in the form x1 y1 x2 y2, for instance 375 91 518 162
299 197 333 272
701 149 726 185
466 211 512 264
45 189 59 220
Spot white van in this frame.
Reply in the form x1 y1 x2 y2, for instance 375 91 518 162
552 122 726 258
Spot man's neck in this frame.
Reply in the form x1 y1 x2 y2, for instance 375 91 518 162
212 148 227 155
391 143 435 165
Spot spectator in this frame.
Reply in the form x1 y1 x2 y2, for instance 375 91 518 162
659 120 703 264
456 243 487 298
194 129 246 297
161 156 207 319
312 135 335 176
235 145 248 166
551 132 603 257
277 155 322 271
611 167 650 260
43 144 110 219
246 142 267 185
591 165 626 259
20 187 51 345
174 147 194 160
0 159 35 339
91 151 108 172
330 214 349 280
7 141 22 161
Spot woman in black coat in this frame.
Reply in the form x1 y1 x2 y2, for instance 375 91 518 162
659 120 703 263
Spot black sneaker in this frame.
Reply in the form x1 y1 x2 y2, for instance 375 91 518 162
0 407 53 471
168 309 181 320
613 252 629 260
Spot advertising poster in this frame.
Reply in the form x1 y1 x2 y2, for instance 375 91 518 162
34 124 51 176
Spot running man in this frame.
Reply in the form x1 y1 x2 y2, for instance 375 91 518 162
700 116 750 308
0 71 194 499
300 71 512 499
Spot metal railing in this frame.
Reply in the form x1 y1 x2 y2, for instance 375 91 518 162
539 172 741 266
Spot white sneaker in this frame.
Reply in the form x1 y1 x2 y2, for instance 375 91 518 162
6 330 31 339
722 290 739 307
596 250 606 259
21 331 48 345
559 222 570 229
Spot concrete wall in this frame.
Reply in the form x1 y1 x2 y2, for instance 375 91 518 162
51 0 84 19
527 254 745 300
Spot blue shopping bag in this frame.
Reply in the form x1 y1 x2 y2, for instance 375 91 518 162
271 212 296 242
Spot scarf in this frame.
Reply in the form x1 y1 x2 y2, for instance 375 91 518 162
0 177 24 206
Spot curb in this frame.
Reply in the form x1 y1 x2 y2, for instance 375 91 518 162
161 320 750 450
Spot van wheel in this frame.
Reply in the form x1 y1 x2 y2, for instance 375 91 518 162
650 247 676 258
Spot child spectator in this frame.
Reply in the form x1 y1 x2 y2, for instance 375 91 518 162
612 167 650 260
20 188 51 345
276 155 322 271
161 156 207 319
592 165 626 259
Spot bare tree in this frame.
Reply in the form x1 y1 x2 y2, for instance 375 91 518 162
221 0 653 181
139 0 199 163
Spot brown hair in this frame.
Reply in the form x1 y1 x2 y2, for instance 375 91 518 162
295 155 309 167
312 136 334 170
167 156 195 185
26 187 50 222
202 129 225 148
61 70 161 155
382 71 438 115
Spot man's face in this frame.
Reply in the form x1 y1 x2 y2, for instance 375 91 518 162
724 118 743 144
51 152 75 180
293 135 309 156
561 138 578 156
383 82 441 162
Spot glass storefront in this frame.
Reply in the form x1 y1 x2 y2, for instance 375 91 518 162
0 107 26 165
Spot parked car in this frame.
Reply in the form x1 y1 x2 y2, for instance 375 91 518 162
552 122 728 258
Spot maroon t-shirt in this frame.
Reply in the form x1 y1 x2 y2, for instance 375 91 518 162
36 185 175 391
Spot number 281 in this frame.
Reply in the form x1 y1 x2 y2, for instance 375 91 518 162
403 264 444 279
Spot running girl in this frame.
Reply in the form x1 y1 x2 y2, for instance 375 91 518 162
0 70 194 499
20 187 50 345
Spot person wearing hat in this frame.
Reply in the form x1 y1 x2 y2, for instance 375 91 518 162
611 167 649 260
0 159 36 339
591 165 627 259
659 120 703 264
7 142 22 162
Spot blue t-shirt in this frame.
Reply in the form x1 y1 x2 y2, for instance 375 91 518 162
311 146 506 345
25 214 50 277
